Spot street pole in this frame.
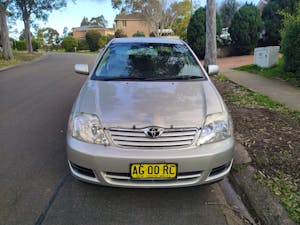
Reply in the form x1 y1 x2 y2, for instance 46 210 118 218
204 0 217 68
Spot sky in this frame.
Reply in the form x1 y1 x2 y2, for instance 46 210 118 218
12 0 260 39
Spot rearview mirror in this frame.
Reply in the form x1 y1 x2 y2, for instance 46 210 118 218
74 64 89 75
207 65 219 75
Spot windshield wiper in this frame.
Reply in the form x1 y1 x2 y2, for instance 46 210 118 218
99 76 146 81
145 75 203 81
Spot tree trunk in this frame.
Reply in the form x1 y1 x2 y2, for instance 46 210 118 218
0 5 14 60
204 0 217 68
23 19 33 53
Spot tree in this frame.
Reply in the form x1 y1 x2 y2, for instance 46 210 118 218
61 36 78 52
36 29 44 46
229 3 262 55
187 7 221 59
219 0 239 27
205 0 217 67
281 7 300 74
19 29 34 40
86 30 101 51
62 26 68 38
79 15 107 28
80 16 89 26
90 15 107 28
37 27 59 45
262 0 299 46
0 0 14 59
111 0 187 37
171 0 191 40
13 0 67 52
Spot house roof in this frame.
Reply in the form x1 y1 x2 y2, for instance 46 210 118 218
72 25 114 31
111 37 184 45
72 25 96 31
115 13 145 21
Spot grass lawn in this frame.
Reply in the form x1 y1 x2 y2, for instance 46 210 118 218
234 58 300 87
0 51 43 69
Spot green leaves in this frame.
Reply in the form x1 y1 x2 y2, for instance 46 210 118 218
80 15 108 28
219 0 240 28
229 3 262 55
86 30 101 52
262 0 300 46
187 7 222 59
61 36 78 52
281 5 300 74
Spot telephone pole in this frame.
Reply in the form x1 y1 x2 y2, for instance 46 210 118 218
204 0 217 68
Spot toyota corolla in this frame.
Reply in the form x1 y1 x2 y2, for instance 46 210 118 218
67 37 234 188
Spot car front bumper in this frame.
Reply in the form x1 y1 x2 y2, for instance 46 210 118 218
66 134 234 188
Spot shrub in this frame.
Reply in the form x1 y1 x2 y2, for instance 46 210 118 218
187 7 222 59
149 32 156 37
61 36 78 52
98 36 108 48
78 39 89 50
281 9 300 74
115 29 127 38
86 30 101 51
132 31 145 37
229 3 262 55
262 0 298 46
16 40 26 51
32 39 40 51
11 39 17 50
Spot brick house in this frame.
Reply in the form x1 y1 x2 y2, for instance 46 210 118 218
114 13 154 37
72 25 115 40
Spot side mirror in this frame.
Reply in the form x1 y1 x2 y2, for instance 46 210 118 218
207 65 219 75
74 64 89 75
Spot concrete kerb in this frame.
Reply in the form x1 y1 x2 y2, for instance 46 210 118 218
0 52 48 72
231 142 296 225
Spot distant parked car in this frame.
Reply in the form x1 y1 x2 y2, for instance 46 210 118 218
67 37 234 188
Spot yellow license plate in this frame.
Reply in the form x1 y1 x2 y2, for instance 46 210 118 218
130 163 177 179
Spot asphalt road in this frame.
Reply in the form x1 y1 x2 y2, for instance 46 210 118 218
0 53 246 225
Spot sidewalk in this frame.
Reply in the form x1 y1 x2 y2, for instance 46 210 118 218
222 69 300 112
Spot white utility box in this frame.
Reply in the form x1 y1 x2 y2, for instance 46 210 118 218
254 46 280 68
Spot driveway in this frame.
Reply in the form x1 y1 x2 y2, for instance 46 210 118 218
217 55 254 71
0 53 247 225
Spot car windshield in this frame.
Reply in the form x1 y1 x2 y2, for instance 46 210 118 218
93 42 204 81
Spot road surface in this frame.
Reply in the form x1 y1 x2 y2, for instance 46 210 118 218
0 53 247 225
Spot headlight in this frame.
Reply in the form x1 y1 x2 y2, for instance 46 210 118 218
68 113 109 145
197 113 232 145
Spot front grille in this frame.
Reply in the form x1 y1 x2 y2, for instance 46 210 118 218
109 127 199 148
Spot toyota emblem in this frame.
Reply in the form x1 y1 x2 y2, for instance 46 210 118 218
144 127 164 138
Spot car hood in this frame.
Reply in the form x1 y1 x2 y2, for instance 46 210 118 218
76 80 224 128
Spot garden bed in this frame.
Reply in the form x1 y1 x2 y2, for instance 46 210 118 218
212 75 300 223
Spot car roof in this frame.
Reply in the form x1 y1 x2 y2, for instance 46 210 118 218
111 37 185 45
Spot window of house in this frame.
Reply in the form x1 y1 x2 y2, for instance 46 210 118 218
122 20 126 27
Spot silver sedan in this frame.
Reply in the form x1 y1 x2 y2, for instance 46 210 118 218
67 37 234 188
